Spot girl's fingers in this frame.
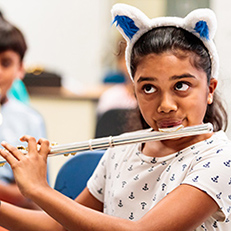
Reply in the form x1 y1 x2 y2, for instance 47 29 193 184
0 141 22 164
37 138 50 157
20 135 37 154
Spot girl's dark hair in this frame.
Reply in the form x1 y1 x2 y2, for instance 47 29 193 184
0 15 27 61
130 27 228 132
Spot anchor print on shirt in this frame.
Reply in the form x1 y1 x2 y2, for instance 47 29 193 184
228 195 231 200
118 200 123 207
148 166 154 172
229 178 231 185
97 188 103 194
224 160 231 167
216 149 223 154
192 176 199 182
151 157 157 164
122 181 127 188
175 151 183 157
182 164 187 171
128 165 133 171
142 183 149 191
141 202 147 210
134 174 139 181
211 175 219 183
129 212 134 220
203 162 211 168
162 183 167 191
170 174 175 181
216 192 222 199
129 192 135 200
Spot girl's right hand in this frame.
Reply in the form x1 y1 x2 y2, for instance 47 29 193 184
0 136 50 199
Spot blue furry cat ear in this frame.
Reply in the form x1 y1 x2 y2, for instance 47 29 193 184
111 3 150 42
112 15 139 40
184 8 217 40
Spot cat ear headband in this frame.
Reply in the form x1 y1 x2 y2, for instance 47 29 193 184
111 3 219 81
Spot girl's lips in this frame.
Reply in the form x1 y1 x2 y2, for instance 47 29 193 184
157 120 183 129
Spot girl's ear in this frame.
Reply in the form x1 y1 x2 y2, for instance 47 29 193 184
207 78 218 104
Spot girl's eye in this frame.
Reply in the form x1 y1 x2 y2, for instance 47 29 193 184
143 84 156 94
175 82 189 91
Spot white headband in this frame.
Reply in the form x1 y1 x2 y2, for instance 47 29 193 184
111 3 219 81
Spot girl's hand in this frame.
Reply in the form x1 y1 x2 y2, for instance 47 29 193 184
0 136 50 199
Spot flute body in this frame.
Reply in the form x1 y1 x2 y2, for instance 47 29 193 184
0 123 213 165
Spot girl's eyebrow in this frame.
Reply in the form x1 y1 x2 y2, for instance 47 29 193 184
137 74 196 83
170 73 196 80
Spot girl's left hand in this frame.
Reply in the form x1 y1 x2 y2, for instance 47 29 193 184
0 136 50 199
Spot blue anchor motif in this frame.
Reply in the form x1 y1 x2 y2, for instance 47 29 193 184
229 178 231 185
157 176 161 182
225 218 230 223
216 192 222 199
161 161 167 165
193 151 199 155
116 172 120 178
211 175 219 183
182 164 187 171
153 194 157 201
213 221 218 228
178 156 184 162
148 166 154 172
129 192 135 199
228 206 231 213
170 174 175 181
151 158 157 164
142 183 149 191
162 183 167 191
224 160 231 167
114 163 118 170
129 212 134 220
216 149 223 154
97 188 103 194
190 146 195 150
196 157 202 161
128 165 133 171
203 162 211 168
175 151 183 157
134 174 139 180
228 195 231 200
122 181 127 188
166 165 171 172
206 140 213 145
141 160 145 165
192 176 199 182
118 200 123 207
141 202 147 210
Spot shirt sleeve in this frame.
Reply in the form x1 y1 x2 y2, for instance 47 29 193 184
87 149 109 203
182 144 231 221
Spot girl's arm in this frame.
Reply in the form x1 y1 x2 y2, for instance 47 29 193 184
0 136 219 231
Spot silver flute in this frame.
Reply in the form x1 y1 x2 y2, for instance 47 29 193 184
0 123 213 165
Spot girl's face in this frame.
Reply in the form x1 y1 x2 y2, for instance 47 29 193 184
133 52 217 131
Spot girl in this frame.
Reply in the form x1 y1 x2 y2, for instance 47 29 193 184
0 4 230 231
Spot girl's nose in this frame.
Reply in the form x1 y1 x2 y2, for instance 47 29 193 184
157 93 177 113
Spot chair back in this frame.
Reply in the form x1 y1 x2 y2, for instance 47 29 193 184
54 150 104 199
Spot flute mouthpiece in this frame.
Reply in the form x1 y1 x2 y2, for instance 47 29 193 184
158 124 184 133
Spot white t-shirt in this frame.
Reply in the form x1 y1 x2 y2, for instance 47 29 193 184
87 129 231 230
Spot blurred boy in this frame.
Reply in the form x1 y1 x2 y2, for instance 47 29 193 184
0 14 47 209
